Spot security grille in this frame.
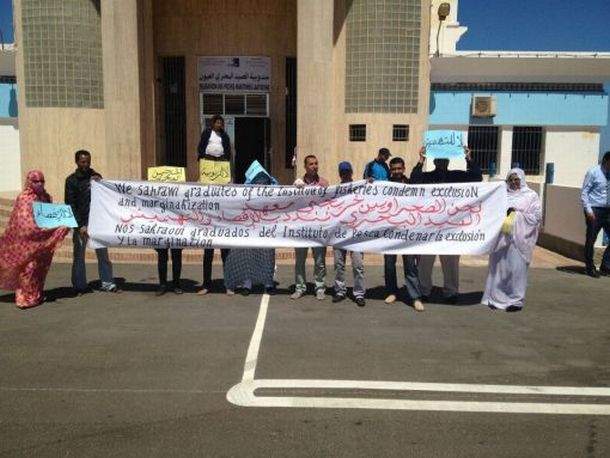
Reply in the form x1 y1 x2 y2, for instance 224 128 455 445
200 93 269 116
467 126 498 174
225 94 245 114
349 124 367 142
392 125 409 142
511 126 543 175
246 94 268 115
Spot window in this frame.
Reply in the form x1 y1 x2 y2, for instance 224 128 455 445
202 94 223 114
467 126 499 175
349 124 366 142
200 93 269 117
392 125 409 142
511 127 543 175
246 94 267 115
345 0 421 113
224 94 245 114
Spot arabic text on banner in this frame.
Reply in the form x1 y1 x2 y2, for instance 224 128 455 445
199 159 231 185
88 180 507 255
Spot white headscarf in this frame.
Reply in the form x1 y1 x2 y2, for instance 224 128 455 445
501 168 542 262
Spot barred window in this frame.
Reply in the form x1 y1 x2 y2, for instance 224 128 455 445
511 127 543 175
392 125 409 142
349 124 366 142
467 126 498 175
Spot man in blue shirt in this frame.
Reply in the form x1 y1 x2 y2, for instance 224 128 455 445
363 147 391 181
581 151 610 278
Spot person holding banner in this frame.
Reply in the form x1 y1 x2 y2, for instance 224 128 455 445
292 155 329 300
0 171 70 309
410 145 482 303
332 162 366 306
482 168 542 312
383 157 425 312
147 166 185 296
197 115 232 296
65 150 121 295
224 162 277 296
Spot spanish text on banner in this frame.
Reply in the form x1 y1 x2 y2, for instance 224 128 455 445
88 180 507 255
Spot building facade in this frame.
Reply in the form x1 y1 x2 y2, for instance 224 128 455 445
13 0 432 198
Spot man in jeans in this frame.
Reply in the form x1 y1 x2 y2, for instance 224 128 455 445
65 150 120 295
292 155 329 300
383 157 424 311
332 161 365 307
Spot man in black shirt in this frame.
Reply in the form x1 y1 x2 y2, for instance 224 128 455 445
383 157 424 311
409 146 482 303
65 150 120 295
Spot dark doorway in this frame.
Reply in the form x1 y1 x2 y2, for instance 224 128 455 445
234 117 271 184
160 56 186 166
285 57 297 168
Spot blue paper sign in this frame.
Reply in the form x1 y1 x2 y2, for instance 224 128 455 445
32 202 78 228
424 130 466 160
244 160 277 185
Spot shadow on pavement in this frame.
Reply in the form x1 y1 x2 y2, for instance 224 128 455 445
556 265 588 275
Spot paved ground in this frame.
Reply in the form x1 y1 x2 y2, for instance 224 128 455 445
1 251 609 457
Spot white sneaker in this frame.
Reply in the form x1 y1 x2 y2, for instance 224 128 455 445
413 299 425 312
316 289 326 301
291 290 305 300
384 294 396 304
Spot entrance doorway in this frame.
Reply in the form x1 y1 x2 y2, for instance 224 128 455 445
234 117 271 184
159 56 186 167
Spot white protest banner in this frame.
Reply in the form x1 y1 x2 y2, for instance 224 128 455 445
88 180 507 255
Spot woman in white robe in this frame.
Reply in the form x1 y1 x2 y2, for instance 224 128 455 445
482 168 542 311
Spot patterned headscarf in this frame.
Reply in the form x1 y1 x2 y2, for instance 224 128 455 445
25 170 50 201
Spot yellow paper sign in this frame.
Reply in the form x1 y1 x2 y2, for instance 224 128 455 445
147 166 186 183
199 159 231 184
500 211 516 235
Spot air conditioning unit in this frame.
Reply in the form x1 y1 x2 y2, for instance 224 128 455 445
471 96 496 117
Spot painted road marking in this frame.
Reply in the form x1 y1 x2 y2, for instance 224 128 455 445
226 294 610 415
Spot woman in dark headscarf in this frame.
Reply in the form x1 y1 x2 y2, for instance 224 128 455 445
0 171 69 308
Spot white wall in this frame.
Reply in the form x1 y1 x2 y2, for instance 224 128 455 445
544 184 586 245
0 121 21 191
544 127 600 187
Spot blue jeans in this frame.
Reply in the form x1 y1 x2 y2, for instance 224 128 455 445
384 254 421 302
71 231 114 291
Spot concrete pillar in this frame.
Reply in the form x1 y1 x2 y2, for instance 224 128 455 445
295 0 335 179
101 0 144 180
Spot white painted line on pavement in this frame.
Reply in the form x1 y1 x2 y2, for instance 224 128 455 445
1 387 221 394
241 293 269 382
226 294 610 415
239 378 610 397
